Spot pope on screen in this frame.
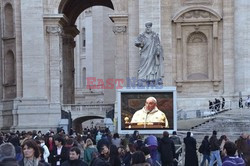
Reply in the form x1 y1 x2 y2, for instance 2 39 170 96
130 96 169 128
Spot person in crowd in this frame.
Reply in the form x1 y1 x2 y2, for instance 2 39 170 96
50 137 68 166
235 133 250 165
144 134 158 164
84 138 98 165
209 100 213 111
118 146 126 166
158 131 176 166
219 135 228 158
38 137 50 163
184 132 198 166
9 135 23 162
134 135 145 151
90 144 110 166
61 147 88 166
64 138 75 151
46 135 55 154
199 136 210 166
96 131 102 144
131 151 150 166
170 131 182 166
18 139 45 166
75 135 85 160
20 131 33 145
209 130 222 166
121 134 130 149
141 146 154 166
246 96 250 108
38 146 50 166
222 141 245 166
112 133 121 148
129 131 140 144
239 97 244 108
221 97 225 109
109 144 121 166
0 142 18 166
122 143 136 166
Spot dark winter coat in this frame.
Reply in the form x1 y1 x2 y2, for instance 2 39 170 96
209 135 220 151
158 136 176 165
61 159 88 166
184 136 198 166
200 139 210 155
49 146 69 166
90 155 111 166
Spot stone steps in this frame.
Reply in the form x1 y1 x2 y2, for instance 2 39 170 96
181 108 250 142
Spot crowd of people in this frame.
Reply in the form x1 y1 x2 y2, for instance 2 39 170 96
0 128 249 166
209 97 225 112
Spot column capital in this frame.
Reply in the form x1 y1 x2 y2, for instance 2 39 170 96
46 26 62 35
113 26 126 34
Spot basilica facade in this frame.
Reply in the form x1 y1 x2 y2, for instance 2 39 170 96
0 0 249 132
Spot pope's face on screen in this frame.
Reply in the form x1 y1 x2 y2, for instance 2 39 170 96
145 98 156 111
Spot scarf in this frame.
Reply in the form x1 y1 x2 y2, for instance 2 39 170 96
24 157 39 166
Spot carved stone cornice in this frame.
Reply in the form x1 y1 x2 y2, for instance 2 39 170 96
113 26 126 34
46 26 62 35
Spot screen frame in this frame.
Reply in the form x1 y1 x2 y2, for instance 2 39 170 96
116 87 177 134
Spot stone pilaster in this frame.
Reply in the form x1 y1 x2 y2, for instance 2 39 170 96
46 25 62 104
222 0 235 96
234 0 250 96
128 0 139 79
109 14 128 87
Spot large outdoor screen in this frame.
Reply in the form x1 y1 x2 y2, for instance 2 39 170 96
116 87 177 134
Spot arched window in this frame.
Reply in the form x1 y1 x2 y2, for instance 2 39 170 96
4 50 15 84
82 27 86 48
4 3 14 37
187 31 208 80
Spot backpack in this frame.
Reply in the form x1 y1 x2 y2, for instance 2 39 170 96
198 143 204 153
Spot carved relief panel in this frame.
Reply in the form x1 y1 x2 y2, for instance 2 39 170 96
172 7 222 93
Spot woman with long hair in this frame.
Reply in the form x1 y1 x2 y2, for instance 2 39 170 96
18 139 45 166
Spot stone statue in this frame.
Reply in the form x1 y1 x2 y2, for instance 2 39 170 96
135 22 164 85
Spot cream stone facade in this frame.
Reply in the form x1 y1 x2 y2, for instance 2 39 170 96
0 0 250 132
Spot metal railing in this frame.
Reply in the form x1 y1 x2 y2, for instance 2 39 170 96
62 103 114 113
177 100 237 120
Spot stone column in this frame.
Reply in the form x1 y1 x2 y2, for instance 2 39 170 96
109 15 128 87
61 25 79 104
222 0 235 96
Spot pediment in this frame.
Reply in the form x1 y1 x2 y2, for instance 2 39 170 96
173 6 222 23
